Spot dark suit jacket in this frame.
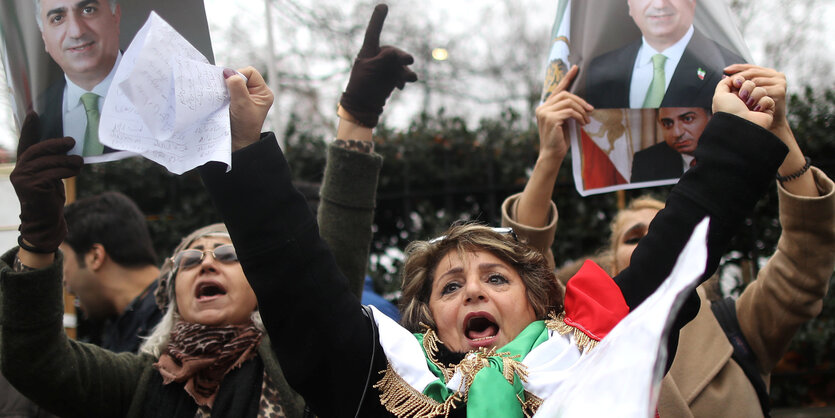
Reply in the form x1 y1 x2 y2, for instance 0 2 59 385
631 141 684 183
34 78 115 153
36 79 65 142
585 29 745 109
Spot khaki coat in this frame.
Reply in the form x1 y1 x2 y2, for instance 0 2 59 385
502 167 835 417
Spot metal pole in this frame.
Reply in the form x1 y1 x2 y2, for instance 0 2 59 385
264 0 283 148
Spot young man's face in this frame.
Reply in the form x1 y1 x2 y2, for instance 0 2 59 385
59 242 110 319
39 0 121 89
658 107 709 155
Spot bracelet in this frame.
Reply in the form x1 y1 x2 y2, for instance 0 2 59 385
12 255 36 272
337 104 365 126
334 139 374 153
776 156 811 183
17 236 53 254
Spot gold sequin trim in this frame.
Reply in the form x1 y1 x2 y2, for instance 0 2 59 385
377 327 541 417
422 327 455 382
373 363 460 418
518 391 544 418
545 311 599 351
502 355 528 385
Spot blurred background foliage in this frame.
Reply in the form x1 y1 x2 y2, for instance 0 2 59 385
76 86 834 408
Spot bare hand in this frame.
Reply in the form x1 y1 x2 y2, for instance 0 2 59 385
535 65 592 161
725 65 815 196
226 67 274 151
723 64 788 131
712 75 775 129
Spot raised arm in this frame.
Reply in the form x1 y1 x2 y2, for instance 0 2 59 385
501 66 592 268
2 113 149 418
722 64 834 372
614 75 788 311
321 3 415 299
318 124 383 298
202 5 416 416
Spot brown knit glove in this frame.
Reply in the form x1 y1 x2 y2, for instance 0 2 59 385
339 4 418 127
10 112 83 253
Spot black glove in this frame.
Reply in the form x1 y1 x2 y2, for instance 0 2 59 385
10 112 83 253
339 4 418 127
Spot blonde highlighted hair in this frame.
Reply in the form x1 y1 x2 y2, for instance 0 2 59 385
608 195 665 274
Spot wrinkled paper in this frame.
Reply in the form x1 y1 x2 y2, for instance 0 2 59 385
100 12 231 174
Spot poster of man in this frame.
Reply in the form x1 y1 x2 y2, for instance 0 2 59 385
0 0 214 163
540 0 753 195
585 0 745 110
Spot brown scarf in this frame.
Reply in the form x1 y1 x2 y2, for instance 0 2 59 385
154 321 263 407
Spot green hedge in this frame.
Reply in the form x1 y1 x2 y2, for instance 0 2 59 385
76 87 834 407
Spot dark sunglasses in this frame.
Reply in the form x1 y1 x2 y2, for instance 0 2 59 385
172 244 238 270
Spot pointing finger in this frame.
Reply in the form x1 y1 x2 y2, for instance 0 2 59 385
358 4 388 58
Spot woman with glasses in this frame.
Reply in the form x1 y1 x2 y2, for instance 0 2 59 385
137 223 305 416
195 55 791 418
0 5 415 417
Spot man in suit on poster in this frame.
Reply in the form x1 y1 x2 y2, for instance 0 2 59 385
585 0 744 109
33 0 121 157
631 107 709 182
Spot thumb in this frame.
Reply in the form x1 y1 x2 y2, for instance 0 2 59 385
224 68 250 102
17 111 41 160
714 76 733 95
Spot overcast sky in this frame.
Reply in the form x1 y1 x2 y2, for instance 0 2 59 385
2 0 833 153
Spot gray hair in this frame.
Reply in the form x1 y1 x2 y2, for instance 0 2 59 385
34 0 118 31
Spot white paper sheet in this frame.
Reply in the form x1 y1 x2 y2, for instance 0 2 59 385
99 12 231 174
534 218 710 417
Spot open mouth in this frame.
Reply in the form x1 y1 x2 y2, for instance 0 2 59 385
464 313 499 342
194 281 227 300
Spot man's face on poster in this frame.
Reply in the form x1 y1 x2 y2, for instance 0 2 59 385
658 107 708 155
627 0 696 47
39 0 121 89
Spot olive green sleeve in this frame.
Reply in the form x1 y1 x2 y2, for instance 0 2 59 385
0 248 150 418
317 143 383 299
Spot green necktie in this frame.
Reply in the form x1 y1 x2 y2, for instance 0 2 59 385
80 92 104 156
642 53 667 108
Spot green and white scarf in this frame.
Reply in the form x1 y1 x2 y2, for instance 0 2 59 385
371 312 580 418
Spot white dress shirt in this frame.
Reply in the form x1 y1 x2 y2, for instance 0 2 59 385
629 26 694 108
682 153 695 174
62 52 122 156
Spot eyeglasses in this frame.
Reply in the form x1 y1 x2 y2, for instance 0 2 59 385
428 227 518 244
172 244 238 270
